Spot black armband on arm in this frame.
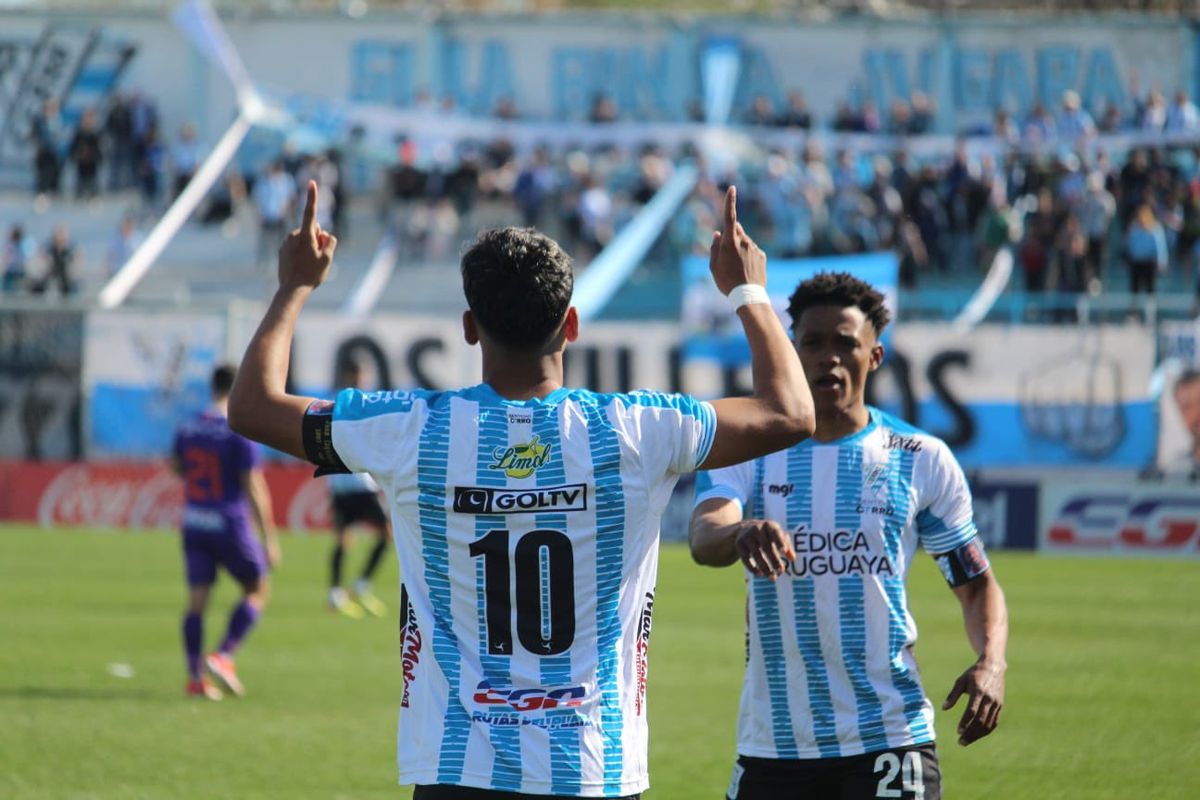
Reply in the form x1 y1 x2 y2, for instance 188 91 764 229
302 399 350 476
933 536 991 588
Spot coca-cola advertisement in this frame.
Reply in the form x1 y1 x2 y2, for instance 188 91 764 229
0 460 332 531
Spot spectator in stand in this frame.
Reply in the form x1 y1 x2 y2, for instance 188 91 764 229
576 172 614 257
513 146 556 228
493 96 520 121
1166 90 1200 133
107 214 142 277
30 98 64 196
588 93 619 123
129 91 159 182
1079 171 1116 283
1019 188 1059 292
1166 370 1200 478
1023 102 1056 143
746 94 775 126
3 225 35 292
253 160 297 265
860 101 882 134
105 93 135 190
1124 202 1168 295
1054 214 1091 295
909 91 935 134
888 100 912 135
170 123 202 201
832 102 860 133
1056 90 1096 142
69 109 103 200
1140 89 1168 131
1098 103 1124 134
33 224 78 297
137 123 166 212
992 108 1019 144
776 90 812 129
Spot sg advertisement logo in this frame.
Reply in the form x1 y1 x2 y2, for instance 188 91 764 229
1044 491 1200 553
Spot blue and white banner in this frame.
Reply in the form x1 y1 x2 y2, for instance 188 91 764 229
84 311 224 458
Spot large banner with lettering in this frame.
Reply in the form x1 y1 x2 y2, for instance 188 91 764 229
1 12 1192 170
84 311 225 458
0 460 329 531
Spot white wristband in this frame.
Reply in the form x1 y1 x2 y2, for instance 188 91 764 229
727 283 770 312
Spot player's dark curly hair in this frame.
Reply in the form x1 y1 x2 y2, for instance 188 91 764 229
461 227 574 350
786 271 891 335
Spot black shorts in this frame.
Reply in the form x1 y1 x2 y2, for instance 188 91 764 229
414 787 639 800
726 743 940 800
331 491 387 529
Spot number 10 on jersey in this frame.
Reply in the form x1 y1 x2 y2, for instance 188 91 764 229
470 529 576 656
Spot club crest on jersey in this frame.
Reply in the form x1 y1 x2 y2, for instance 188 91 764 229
862 463 889 497
489 436 552 478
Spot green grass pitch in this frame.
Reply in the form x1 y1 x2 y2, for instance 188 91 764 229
2 526 1197 798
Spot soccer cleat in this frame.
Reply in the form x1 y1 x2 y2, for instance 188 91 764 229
186 678 223 701
329 588 365 619
353 586 387 618
205 652 245 697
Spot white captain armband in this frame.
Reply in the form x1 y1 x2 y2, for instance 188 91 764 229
933 536 991 587
302 399 350 476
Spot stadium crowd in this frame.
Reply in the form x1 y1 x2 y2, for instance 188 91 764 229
5 84 1200 311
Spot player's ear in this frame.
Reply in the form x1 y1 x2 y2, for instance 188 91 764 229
561 306 579 344
462 310 480 346
869 342 884 372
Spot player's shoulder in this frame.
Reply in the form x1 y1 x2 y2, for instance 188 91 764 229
334 387 447 421
869 407 956 464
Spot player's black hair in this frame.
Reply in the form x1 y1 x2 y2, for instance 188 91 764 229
786 271 891 335
1176 368 1200 392
461 227 574 351
211 364 237 397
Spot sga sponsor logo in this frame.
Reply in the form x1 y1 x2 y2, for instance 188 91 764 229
489 436 553 478
1043 490 1200 553
453 484 588 514
473 681 586 713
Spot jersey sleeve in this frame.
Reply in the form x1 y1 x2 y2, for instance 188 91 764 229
319 388 424 478
915 440 980 555
693 460 755 513
235 434 260 473
622 391 717 475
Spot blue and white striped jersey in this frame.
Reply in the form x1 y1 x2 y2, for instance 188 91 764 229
329 383 717 797
694 407 984 760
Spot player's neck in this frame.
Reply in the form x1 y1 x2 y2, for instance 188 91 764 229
812 403 870 443
480 353 564 401
209 398 229 417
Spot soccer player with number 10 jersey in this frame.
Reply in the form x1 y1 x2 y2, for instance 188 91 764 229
227 181 816 798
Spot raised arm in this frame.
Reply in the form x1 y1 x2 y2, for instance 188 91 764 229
700 186 815 470
227 181 337 457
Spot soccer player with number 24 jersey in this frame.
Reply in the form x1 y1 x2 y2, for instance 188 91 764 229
227 181 815 797
691 273 1009 800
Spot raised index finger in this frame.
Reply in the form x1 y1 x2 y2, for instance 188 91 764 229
302 180 318 234
723 185 737 237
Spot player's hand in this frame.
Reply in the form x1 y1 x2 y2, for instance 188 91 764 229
734 519 794 580
278 180 337 292
708 185 767 296
265 537 282 569
943 658 1005 746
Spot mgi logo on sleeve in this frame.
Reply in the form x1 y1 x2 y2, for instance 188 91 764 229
453 484 589 514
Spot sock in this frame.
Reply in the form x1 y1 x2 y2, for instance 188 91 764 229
330 543 345 589
360 537 389 582
219 600 261 656
183 613 203 681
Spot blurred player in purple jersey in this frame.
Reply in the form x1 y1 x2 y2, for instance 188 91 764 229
326 357 392 619
172 364 280 700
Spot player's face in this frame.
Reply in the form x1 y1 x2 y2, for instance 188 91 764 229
792 305 882 417
1176 380 1200 440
